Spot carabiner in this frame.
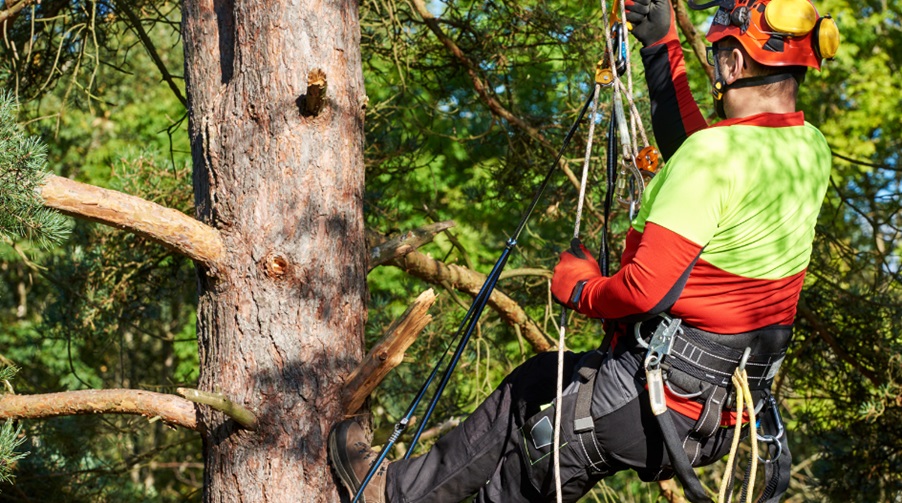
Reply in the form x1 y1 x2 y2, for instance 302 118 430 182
757 395 786 464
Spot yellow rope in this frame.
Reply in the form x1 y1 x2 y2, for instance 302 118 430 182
717 367 760 503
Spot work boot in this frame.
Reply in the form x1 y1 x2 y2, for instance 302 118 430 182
328 419 389 503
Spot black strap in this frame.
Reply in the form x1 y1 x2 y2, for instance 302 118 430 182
572 350 607 473
655 409 714 503
682 385 729 465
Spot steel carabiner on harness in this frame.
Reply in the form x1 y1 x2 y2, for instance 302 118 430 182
757 394 786 463
637 315 683 415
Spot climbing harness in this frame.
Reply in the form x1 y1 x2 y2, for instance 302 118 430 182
626 314 793 503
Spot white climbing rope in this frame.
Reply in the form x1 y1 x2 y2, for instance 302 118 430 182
552 1 656 499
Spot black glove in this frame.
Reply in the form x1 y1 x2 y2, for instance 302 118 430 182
625 0 677 47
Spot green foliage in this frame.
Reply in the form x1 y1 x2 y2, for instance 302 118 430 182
0 0 898 501
0 420 27 488
0 94 69 247
0 366 28 490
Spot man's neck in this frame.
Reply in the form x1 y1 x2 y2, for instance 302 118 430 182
724 87 797 119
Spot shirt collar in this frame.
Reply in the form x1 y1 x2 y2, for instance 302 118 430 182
713 111 805 128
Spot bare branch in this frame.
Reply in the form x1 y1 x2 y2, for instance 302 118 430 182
0 0 35 25
367 220 456 271
674 0 714 83
40 174 226 270
176 388 257 430
390 250 553 353
0 389 199 430
343 289 437 415
118 2 188 107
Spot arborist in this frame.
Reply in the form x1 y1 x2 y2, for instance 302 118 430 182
328 0 839 501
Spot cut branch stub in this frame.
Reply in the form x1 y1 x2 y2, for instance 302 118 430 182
176 388 258 430
302 68 328 117
342 289 437 415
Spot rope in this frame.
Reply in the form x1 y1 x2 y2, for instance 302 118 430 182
717 368 760 503
553 81 602 503
551 1 658 498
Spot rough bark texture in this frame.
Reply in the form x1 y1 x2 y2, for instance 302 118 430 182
0 389 199 430
182 1 367 501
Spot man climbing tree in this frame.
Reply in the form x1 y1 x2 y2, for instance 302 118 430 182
328 0 839 501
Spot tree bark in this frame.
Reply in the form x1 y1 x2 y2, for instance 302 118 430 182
182 1 367 501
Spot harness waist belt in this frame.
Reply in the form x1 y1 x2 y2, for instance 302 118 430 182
667 325 790 390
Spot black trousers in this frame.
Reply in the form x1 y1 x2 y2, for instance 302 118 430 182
385 348 736 503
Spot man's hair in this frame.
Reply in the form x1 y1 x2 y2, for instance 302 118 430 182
720 38 807 99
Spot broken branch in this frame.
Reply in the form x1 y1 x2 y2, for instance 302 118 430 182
343 289 437 415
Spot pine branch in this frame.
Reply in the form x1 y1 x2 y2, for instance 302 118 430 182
366 220 456 270
0 420 27 486
390 249 553 353
0 94 70 248
39 174 226 270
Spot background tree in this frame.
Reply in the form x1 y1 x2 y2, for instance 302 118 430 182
0 0 899 501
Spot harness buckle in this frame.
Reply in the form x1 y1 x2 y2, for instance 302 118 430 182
635 314 682 355
640 315 683 416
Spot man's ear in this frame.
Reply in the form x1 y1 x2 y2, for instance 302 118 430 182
722 47 746 85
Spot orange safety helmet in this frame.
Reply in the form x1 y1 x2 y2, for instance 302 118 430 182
697 0 840 70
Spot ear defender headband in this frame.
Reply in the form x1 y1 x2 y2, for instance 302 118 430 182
693 0 840 70
691 0 840 117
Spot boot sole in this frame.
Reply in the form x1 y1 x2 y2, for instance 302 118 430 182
328 421 367 503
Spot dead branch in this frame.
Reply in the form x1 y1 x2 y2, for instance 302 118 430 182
0 389 199 430
366 221 456 271
176 388 257 430
342 289 437 415
390 250 553 353
674 0 714 83
40 174 226 270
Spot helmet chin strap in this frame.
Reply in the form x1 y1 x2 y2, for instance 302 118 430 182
711 56 796 119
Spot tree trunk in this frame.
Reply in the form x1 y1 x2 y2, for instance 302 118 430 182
182 1 367 501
